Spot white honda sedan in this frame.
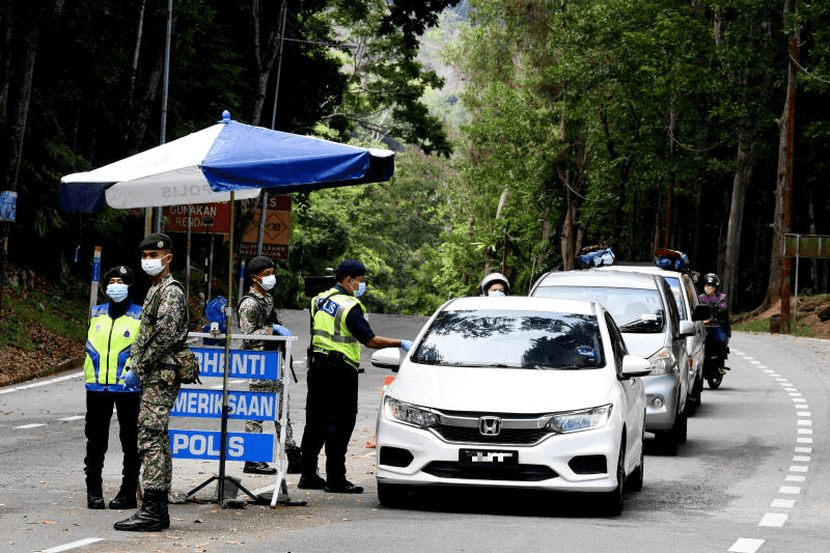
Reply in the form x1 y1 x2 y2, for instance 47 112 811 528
371 296 651 515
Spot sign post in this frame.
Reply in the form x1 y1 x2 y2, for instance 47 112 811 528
783 233 830 332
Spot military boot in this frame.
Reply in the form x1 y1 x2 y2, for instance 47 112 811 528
108 480 139 510
113 489 168 532
86 478 105 510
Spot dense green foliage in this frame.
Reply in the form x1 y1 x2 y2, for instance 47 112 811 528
1 0 829 322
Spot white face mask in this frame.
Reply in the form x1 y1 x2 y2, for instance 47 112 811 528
488 290 505 297
106 283 129 303
260 274 276 291
141 255 168 276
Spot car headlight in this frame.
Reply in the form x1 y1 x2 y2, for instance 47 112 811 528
384 396 440 428
547 404 612 434
648 348 675 375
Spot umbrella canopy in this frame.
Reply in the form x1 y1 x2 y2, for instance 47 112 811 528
59 111 395 212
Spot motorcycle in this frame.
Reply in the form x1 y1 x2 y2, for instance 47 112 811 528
693 303 730 389
702 336 729 389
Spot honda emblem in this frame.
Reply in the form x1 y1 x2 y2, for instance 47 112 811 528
478 416 502 436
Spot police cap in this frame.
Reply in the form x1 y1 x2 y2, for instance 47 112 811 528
103 265 134 286
138 232 173 251
335 259 366 281
246 256 274 276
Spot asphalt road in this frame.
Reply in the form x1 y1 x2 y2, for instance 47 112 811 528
1 310 828 553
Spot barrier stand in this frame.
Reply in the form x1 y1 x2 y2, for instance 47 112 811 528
171 331 301 507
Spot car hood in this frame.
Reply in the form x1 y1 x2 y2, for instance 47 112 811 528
620 332 666 358
388 364 617 413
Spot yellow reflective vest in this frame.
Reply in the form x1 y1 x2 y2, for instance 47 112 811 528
84 302 142 392
310 287 366 368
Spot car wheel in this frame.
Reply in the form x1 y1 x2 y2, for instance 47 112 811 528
377 482 410 508
675 409 688 444
602 441 625 516
693 372 704 406
625 431 644 492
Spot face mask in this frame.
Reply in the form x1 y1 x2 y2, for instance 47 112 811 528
354 281 367 298
106 283 129 303
488 290 505 297
260 274 276 291
141 254 169 277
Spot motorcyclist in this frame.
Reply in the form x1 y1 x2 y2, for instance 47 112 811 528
480 272 510 297
698 273 730 365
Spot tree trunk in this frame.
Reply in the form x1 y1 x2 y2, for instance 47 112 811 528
763 0 799 326
723 139 751 307
250 0 284 126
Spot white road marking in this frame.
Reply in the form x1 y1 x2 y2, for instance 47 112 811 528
15 423 45 429
771 498 796 508
759 513 788 527
38 538 105 552
0 371 83 395
728 538 764 553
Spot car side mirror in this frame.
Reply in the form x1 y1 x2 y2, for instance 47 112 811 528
678 320 695 338
371 347 402 373
692 304 712 321
621 355 652 378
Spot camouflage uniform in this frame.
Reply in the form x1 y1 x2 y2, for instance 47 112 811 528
130 273 188 492
237 288 296 449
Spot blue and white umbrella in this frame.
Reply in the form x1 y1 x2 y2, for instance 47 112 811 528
59 111 395 212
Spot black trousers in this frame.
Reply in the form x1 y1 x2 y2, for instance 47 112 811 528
300 362 358 484
84 389 141 490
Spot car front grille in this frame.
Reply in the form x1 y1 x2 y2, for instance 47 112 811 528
423 461 557 481
433 425 550 445
428 411 555 446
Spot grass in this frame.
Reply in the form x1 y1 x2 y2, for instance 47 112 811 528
0 288 88 348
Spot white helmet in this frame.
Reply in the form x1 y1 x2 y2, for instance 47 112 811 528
480 272 510 296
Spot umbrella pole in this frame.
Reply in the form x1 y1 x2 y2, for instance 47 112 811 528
218 191 235 505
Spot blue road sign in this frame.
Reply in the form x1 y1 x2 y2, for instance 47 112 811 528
170 429 275 462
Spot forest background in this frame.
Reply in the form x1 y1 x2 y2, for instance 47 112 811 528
2 0 830 381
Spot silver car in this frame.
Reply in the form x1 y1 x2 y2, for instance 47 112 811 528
596 263 707 414
530 270 695 453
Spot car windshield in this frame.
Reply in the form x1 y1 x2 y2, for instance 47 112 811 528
533 286 664 334
411 309 604 370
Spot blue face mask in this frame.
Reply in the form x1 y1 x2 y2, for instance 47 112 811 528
354 281 367 298
106 283 129 303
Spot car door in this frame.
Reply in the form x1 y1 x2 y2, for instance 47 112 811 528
680 273 706 383
657 277 689 412
605 311 643 448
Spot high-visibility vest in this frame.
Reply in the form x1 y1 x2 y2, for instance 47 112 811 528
310 287 365 368
84 302 141 392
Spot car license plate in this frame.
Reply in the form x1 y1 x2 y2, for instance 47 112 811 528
459 449 518 465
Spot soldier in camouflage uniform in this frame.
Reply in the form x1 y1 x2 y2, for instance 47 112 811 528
115 233 188 532
237 255 301 475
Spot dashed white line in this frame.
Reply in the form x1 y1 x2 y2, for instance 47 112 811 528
759 512 788 527
38 538 105 552
728 538 764 553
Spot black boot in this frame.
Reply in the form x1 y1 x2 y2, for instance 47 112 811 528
286 446 303 474
86 479 104 510
113 489 169 532
109 480 139 510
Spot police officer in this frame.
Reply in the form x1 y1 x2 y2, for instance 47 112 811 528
115 233 188 532
237 255 301 475
83 265 141 510
298 259 412 494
